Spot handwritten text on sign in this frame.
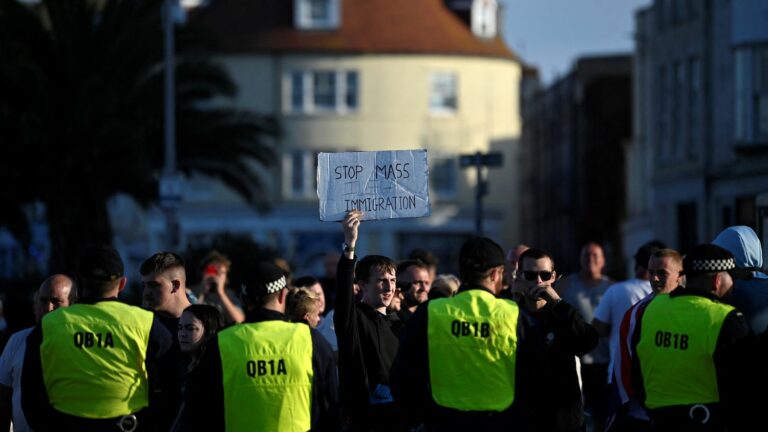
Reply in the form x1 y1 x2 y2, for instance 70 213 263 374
317 150 431 221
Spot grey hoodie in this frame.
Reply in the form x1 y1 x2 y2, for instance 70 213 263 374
713 225 768 333
712 226 768 279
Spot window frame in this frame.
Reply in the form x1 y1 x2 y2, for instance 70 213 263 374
284 69 359 115
282 150 319 199
429 72 459 116
294 0 341 30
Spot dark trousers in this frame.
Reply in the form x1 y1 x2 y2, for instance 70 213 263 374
582 363 610 431
649 405 724 432
345 402 405 432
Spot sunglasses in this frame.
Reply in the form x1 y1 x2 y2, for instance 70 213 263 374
521 270 554 281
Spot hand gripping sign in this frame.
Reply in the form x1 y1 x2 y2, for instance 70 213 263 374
317 150 431 221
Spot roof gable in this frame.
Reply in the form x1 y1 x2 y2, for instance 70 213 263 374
190 0 519 61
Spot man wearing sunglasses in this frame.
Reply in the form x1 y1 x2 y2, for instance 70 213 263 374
515 248 599 431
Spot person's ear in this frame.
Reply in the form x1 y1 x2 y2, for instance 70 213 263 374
171 279 181 293
118 276 128 293
490 266 503 282
712 273 722 293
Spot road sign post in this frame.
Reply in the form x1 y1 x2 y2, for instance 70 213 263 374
459 151 503 236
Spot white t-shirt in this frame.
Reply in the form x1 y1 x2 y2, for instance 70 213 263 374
593 278 651 383
0 327 33 432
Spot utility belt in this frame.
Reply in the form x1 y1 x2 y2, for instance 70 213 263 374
649 403 722 431
46 409 148 432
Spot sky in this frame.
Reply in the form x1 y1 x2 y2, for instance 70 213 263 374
502 0 651 85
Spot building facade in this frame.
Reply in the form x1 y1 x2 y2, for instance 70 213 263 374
125 0 523 276
520 55 632 276
624 0 768 263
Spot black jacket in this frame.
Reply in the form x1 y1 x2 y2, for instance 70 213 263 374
516 299 599 431
181 308 339 431
334 255 401 421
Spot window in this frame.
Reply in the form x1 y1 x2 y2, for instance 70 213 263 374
430 72 458 114
431 157 457 197
736 196 756 227
283 151 318 199
471 0 497 38
687 57 701 157
735 45 768 143
657 65 669 157
345 72 358 109
313 71 336 109
676 202 698 253
757 48 768 140
672 61 685 158
285 70 359 114
294 0 340 30
290 72 304 112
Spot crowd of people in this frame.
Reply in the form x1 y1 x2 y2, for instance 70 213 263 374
0 212 767 432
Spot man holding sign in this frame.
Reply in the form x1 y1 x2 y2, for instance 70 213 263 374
334 210 403 431
317 150 431 221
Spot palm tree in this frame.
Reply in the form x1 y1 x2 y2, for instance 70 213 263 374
0 0 279 273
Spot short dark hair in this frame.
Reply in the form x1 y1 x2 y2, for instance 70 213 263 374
78 278 119 299
396 259 429 277
140 252 186 276
355 255 396 283
518 248 556 270
458 237 506 284
408 249 438 269
634 240 666 270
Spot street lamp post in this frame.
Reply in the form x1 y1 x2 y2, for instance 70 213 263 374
459 151 503 236
161 0 181 248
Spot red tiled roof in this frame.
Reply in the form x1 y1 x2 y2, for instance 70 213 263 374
189 0 519 61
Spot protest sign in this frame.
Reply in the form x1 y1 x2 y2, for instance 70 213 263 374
317 150 431 221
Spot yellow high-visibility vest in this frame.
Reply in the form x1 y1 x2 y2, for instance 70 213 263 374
428 289 520 411
41 302 153 418
637 294 734 409
218 320 314 432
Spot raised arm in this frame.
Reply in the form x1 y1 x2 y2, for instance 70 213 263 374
334 210 363 335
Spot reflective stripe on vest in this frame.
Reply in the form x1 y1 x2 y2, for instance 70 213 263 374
636 294 734 409
41 302 153 418
218 321 313 432
427 289 519 411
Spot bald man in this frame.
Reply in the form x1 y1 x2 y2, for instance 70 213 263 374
0 274 75 432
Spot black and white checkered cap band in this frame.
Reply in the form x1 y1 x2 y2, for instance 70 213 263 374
241 275 287 296
691 258 736 272
265 276 287 294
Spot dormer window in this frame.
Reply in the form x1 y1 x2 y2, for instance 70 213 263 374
295 0 340 30
471 0 497 38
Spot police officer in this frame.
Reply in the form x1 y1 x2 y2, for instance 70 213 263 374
21 245 173 431
632 244 753 431
393 237 525 431
182 261 339 431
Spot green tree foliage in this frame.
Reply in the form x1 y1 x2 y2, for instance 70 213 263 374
0 0 279 272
